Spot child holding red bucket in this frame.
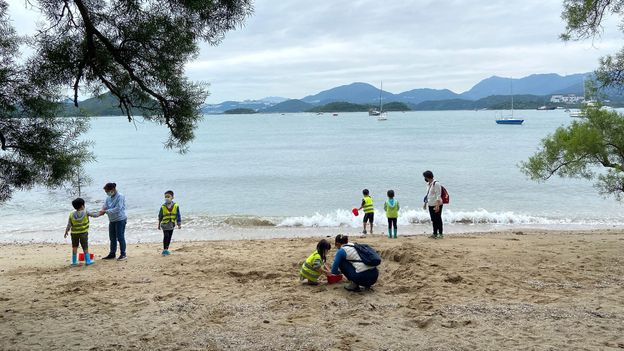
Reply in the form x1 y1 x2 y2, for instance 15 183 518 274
64 198 99 266
358 189 374 235
384 190 399 239
299 239 332 285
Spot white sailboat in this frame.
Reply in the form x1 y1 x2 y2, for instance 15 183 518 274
377 81 387 121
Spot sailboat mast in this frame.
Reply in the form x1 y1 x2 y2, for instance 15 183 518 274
379 81 383 112
510 77 514 118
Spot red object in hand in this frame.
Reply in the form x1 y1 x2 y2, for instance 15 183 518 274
352 208 359 216
327 274 343 284
78 253 95 261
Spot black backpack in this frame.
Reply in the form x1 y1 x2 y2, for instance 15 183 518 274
346 243 382 266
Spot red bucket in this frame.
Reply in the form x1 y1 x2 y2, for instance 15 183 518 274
351 208 359 216
78 253 94 261
327 274 343 284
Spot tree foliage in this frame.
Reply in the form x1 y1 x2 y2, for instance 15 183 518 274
561 0 624 89
31 0 252 150
0 2 93 202
522 1 624 199
0 0 252 202
522 107 624 199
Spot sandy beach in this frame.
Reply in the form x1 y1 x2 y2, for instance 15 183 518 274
1 230 623 350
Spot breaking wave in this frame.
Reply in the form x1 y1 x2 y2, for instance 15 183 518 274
276 208 621 228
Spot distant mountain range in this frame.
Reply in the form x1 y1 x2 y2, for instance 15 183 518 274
203 72 596 113
67 72 620 115
459 73 587 100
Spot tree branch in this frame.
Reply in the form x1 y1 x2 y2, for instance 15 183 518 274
0 130 6 151
73 0 169 112
73 58 86 107
542 154 591 179
605 141 624 163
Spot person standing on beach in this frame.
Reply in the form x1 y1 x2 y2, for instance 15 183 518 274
99 183 128 260
359 189 374 235
158 190 181 256
64 198 99 266
384 190 399 239
423 170 443 239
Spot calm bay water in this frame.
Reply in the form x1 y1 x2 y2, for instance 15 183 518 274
3 110 623 243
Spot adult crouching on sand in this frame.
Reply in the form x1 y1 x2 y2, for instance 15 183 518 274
331 234 378 292
99 183 127 261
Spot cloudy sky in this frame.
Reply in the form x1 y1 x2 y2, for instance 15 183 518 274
7 0 623 102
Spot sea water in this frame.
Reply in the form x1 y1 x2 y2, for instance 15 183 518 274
3 110 623 243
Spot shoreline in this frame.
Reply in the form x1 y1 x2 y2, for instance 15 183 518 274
3 224 624 245
1 229 623 350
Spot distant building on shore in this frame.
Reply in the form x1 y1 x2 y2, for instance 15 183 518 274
550 94 585 104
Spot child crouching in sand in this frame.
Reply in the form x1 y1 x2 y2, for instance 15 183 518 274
300 239 332 285
64 198 99 266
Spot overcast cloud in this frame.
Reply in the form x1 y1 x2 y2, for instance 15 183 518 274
7 0 623 102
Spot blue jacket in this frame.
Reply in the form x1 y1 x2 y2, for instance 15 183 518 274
103 192 127 222
331 248 347 275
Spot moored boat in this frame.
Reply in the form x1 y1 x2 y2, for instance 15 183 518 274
495 77 524 125
495 118 524 125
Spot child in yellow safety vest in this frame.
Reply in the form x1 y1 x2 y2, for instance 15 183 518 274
64 198 100 266
300 239 332 285
157 190 181 256
359 188 374 235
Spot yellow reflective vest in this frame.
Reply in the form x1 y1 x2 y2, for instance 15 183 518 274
300 250 323 282
69 212 89 235
160 203 179 225
363 196 374 213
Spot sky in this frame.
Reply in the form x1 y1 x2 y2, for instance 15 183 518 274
7 0 623 102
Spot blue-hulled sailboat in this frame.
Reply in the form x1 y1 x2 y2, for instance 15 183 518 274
496 78 524 125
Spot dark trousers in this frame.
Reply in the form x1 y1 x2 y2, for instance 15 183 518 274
387 218 397 233
338 260 379 288
108 219 127 256
428 205 443 234
163 230 174 250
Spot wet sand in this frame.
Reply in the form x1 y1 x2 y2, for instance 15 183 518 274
1 229 623 350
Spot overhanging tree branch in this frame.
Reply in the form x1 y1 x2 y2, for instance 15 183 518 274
73 0 169 108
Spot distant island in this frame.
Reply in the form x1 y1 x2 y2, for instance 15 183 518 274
224 108 257 114
307 101 410 113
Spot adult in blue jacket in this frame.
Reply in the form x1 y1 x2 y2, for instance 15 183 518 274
99 182 128 261
331 234 379 292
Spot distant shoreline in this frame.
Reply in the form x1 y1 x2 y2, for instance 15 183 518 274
71 106 621 118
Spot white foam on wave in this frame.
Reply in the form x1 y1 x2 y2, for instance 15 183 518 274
402 209 569 225
277 209 358 227
4 208 624 243
276 208 623 227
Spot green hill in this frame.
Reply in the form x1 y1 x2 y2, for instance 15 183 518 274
308 102 368 113
412 99 475 110
261 99 313 113
308 101 411 113
63 92 157 116
474 94 550 110
224 108 257 114
380 102 411 111
413 95 556 110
